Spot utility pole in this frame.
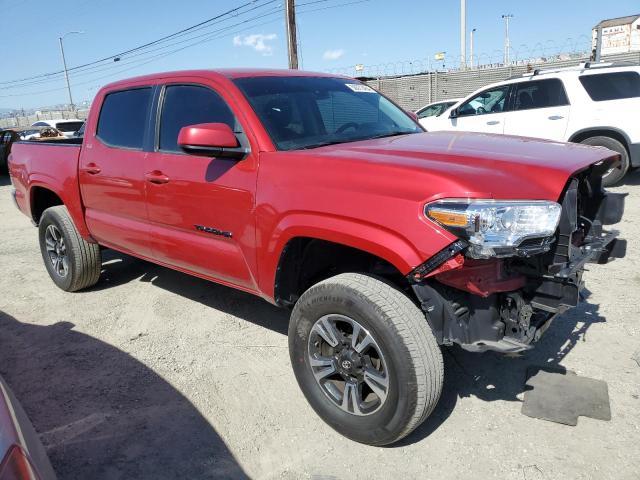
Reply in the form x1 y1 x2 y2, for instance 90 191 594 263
58 31 84 114
284 0 298 69
469 28 476 68
501 14 513 65
460 0 466 69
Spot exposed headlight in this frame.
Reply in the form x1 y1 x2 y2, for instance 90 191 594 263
425 199 562 258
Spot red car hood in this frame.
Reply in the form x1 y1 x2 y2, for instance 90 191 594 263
303 131 617 201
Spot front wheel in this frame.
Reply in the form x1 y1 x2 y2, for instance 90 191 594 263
38 205 101 292
289 273 443 445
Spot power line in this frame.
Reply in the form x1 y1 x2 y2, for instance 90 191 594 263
0 0 278 86
1 0 343 91
0 0 369 99
1 0 284 90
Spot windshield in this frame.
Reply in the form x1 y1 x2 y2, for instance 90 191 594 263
234 76 422 150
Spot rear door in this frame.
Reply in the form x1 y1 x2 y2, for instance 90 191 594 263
79 86 155 257
144 82 259 290
447 85 510 134
503 78 570 141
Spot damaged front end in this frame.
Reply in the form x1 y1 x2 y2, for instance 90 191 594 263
410 163 627 353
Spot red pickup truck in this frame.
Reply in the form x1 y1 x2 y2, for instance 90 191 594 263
8 69 626 446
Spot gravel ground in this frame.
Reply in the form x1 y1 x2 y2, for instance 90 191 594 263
0 172 639 480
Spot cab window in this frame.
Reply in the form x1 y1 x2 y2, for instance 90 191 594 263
457 86 510 117
97 87 153 149
158 84 240 153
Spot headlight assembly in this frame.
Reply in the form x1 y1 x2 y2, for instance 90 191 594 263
425 199 562 258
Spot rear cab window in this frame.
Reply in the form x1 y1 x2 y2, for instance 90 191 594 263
579 71 640 101
96 87 153 149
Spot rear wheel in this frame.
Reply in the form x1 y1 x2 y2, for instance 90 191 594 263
38 205 101 291
580 136 629 187
289 273 443 445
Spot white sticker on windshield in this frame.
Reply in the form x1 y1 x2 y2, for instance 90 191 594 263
345 83 375 93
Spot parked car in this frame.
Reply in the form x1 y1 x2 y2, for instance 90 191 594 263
0 130 15 174
427 62 640 186
0 375 56 479
31 119 84 138
8 69 626 446
415 98 461 129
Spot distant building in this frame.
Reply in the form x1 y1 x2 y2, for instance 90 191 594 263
592 14 640 55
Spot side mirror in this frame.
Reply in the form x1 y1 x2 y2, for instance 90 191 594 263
177 123 245 159
449 108 459 119
407 111 419 122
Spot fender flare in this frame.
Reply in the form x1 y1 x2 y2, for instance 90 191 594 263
259 211 435 300
27 176 93 240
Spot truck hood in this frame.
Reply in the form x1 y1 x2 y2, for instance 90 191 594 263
302 131 617 201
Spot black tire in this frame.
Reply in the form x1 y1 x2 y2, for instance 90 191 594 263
580 136 629 187
38 205 101 292
289 273 443 445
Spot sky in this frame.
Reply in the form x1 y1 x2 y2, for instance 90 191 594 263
1 0 638 109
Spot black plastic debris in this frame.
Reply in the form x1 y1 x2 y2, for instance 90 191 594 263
522 366 611 426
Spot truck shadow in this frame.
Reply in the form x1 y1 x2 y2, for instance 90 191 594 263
0 311 249 480
94 250 605 447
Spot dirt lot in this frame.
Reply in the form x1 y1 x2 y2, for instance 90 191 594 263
0 172 639 480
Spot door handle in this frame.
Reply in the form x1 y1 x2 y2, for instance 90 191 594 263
486 120 500 125
145 170 170 184
82 163 101 175
548 115 564 120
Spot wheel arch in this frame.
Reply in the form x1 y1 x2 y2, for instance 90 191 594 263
27 180 94 241
271 224 423 307
568 127 631 154
29 185 64 224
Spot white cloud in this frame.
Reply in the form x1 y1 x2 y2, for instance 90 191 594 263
233 33 277 56
323 49 345 61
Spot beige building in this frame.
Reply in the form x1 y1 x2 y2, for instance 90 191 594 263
592 14 640 55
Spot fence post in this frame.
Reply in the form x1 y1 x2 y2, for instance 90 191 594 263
434 71 438 102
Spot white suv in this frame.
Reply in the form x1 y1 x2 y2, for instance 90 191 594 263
427 62 640 186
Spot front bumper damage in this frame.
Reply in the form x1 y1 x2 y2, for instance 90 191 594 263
410 168 627 353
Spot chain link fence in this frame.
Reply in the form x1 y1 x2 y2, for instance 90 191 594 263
364 51 640 111
0 109 89 129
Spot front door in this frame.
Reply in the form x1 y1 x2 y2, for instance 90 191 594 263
448 85 510 134
144 83 258 290
79 86 154 258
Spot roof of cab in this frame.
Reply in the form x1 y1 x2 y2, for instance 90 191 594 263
101 68 349 90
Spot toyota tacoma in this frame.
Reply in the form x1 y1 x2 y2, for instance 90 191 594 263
7 69 626 445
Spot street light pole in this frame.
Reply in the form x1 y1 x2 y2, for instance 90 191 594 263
501 14 513 65
58 31 83 114
460 0 466 69
470 28 476 68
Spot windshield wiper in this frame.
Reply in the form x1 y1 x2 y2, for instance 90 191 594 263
367 130 416 140
299 131 417 150
300 140 348 150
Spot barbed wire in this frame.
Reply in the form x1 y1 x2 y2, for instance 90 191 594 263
325 35 597 77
